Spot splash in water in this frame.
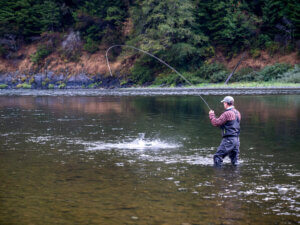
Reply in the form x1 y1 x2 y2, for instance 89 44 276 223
83 133 181 151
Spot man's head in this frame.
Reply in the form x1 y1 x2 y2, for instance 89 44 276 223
221 96 234 109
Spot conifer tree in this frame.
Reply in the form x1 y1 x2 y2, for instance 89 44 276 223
130 0 210 68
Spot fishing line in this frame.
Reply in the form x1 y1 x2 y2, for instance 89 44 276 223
106 44 212 110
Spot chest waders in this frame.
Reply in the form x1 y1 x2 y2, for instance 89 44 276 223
214 109 241 167
220 109 240 137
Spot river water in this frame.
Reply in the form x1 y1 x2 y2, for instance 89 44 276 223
0 90 299 224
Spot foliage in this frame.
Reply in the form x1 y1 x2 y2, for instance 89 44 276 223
196 0 260 54
257 34 272 49
0 0 63 38
73 0 127 44
0 0 299 85
194 63 228 80
153 72 206 86
48 83 54 89
130 0 210 70
39 1 62 32
257 63 293 81
232 67 258 82
261 0 285 37
16 83 31 89
285 0 300 40
58 82 66 89
88 83 98 88
250 49 261 58
209 70 228 83
278 64 300 83
83 38 98 53
30 45 52 64
153 62 229 85
0 45 8 58
0 84 8 89
194 82 300 88
265 41 280 56
153 73 179 86
131 60 154 85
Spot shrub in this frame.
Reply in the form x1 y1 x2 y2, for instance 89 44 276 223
88 83 98 88
21 76 27 82
131 63 153 85
265 41 280 56
209 70 228 83
153 72 206 86
0 84 8 89
285 43 295 54
31 45 52 64
279 64 300 83
233 67 258 82
0 45 8 58
257 63 292 81
58 83 66 89
48 84 55 89
250 49 261 58
153 73 179 86
16 83 31 89
194 63 228 80
257 34 271 48
29 77 35 84
181 72 206 85
83 38 99 54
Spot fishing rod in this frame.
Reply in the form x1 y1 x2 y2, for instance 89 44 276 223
105 44 212 110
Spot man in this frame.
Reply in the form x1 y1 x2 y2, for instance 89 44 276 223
208 96 241 167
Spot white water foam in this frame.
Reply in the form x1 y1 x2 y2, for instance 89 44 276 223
83 136 181 151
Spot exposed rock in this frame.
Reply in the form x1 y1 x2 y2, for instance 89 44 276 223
67 73 92 87
50 74 65 83
0 71 124 89
34 73 46 85
61 31 82 58
96 75 120 88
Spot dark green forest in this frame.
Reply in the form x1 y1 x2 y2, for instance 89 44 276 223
0 0 299 85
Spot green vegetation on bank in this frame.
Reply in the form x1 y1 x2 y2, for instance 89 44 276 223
0 84 8 89
16 83 31 89
0 0 299 85
150 63 300 87
148 82 300 88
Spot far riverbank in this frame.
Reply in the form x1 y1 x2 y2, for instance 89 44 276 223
0 86 299 96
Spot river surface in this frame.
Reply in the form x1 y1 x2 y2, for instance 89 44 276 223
0 90 299 224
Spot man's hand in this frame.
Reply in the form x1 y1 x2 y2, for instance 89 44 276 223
209 110 214 114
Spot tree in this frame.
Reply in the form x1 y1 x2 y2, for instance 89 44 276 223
286 0 300 40
73 0 127 45
130 0 210 69
261 0 285 37
39 0 62 32
195 0 260 53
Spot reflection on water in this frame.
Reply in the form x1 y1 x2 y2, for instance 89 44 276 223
0 96 134 115
0 93 299 224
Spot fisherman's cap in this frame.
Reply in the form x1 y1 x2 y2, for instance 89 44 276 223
221 96 234 103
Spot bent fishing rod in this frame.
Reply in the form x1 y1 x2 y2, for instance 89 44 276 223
106 44 212 110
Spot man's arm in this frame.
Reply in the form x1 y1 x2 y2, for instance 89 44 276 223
209 110 230 127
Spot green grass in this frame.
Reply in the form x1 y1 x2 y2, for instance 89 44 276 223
149 82 300 88
195 82 300 88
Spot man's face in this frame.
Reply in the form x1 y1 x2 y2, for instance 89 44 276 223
223 102 228 109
